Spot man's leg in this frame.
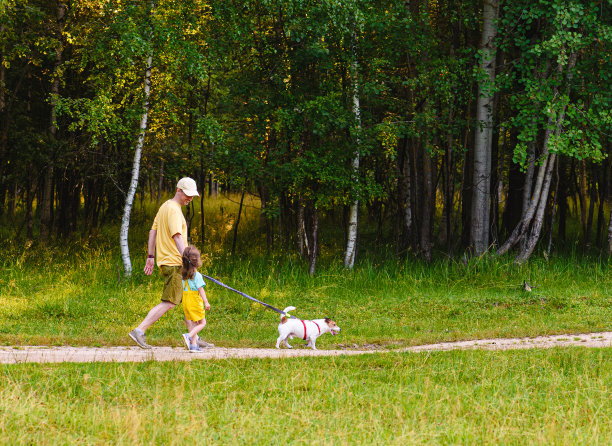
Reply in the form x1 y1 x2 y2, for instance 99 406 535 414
138 301 176 332
129 301 176 349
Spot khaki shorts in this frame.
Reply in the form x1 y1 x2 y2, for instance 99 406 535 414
160 265 183 305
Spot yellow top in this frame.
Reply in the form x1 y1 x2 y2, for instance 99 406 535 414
151 200 187 266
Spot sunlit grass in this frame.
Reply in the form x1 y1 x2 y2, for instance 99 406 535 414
0 226 609 348
0 193 610 444
1 348 611 444
0 192 609 348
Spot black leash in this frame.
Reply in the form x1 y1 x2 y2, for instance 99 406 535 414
202 274 297 318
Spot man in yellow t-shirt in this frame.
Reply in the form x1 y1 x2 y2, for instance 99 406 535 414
129 177 200 349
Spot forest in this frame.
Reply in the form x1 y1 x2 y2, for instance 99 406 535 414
0 0 610 274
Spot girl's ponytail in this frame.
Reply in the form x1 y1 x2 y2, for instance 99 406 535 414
181 245 201 280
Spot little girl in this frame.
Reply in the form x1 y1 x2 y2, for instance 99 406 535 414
181 246 212 352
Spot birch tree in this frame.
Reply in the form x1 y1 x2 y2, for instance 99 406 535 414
470 0 499 256
344 29 361 269
120 47 153 276
497 0 608 261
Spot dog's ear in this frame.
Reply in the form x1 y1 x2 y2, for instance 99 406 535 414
325 317 331 323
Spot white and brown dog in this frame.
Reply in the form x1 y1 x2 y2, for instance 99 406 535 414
276 306 340 350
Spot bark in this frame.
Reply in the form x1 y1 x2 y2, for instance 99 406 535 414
395 137 412 255
344 31 361 270
419 146 434 262
497 85 559 255
502 146 524 237
608 207 612 256
470 0 499 255
585 165 597 247
511 53 578 262
231 189 246 255
120 5 154 276
547 160 559 255
156 159 164 204
199 157 206 243
297 202 307 257
578 160 588 235
596 160 608 248
41 3 66 241
515 154 557 263
308 208 319 276
438 113 455 252
185 201 194 243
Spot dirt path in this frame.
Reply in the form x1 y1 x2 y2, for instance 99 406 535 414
2 332 611 364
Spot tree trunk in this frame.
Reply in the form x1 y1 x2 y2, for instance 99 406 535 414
156 158 164 204
41 3 66 241
596 159 608 248
344 31 361 270
231 189 246 255
120 6 154 276
470 0 499 255
309 208 319 276
395 137 412 256
297 202 308 257
585 165 597 248
199 157 206 244
420 146 434 262
608 207 612 256
578 160 588 236
547 160 559 255
515 53 578 263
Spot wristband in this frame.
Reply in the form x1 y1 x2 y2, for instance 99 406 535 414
147 255 154 259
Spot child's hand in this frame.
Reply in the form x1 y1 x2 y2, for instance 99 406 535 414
204 301 211 311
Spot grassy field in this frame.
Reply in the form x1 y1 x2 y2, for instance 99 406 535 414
1 349 611 444
0 238 609 349
0 193 610 444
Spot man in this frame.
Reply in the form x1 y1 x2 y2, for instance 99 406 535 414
129 177 214 349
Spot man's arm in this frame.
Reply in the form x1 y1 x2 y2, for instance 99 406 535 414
144 229 157 275
173 233 187 257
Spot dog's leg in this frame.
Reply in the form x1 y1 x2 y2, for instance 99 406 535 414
276 335 284 349
310 338 318 350
283 337 293 349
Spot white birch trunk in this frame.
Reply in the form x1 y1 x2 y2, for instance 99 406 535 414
120 49 153 276
344 33 361 269
497 54 577 259
470 0 499 255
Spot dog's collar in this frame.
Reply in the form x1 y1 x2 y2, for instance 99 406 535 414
301 320 321 340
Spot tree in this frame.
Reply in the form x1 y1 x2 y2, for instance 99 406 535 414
470 0 499 256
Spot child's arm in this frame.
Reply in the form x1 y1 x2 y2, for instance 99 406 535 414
199 287 211 311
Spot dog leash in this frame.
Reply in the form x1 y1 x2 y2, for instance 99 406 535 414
202 274 297 319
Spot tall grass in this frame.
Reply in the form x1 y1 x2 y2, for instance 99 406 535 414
0 192 609 348
0 214 609 348
1 193 610 444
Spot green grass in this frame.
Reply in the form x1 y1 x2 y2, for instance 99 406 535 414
2 348 611 444
0 240 609 348
0 193 610 444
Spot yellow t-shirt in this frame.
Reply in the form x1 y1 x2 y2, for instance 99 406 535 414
151 200 187 266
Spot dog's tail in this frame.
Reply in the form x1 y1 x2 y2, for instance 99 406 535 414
280 306 296 324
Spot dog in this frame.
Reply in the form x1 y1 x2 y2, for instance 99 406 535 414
276 306 340 350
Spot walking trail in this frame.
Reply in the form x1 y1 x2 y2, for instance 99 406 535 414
1 332 611 364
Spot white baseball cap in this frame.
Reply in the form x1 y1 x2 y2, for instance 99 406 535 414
176 177 199 196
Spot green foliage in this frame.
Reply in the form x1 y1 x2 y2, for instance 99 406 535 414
501 0 611 168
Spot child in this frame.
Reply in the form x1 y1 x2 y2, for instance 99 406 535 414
181 246 212 352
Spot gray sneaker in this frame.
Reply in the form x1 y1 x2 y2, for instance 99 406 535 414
196 338 215 348
129 329 151 349
182 333 191 350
